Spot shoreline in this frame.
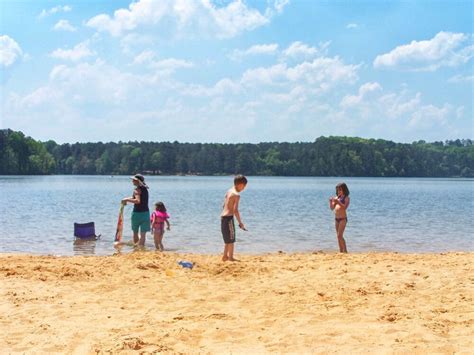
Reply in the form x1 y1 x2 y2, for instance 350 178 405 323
0 248 471 258
1 252 472 353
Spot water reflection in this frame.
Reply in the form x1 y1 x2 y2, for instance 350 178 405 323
73 238 97 255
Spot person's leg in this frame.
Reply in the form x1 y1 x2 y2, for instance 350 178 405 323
138 212 150 246
157 231 164 251
221 217 231 261
222 244 229 261
159 230 164 251
337 219 348 253
139 231 146 246
131 212 140 244
228 243 235 261
335 220 342 252
227 218 236 260
153 229 160 250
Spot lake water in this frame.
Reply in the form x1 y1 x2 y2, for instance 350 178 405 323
0 176 472 256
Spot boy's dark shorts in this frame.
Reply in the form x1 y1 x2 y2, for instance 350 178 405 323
221 216 235 244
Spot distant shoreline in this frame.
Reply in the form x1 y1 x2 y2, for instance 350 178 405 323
1 174 473 179
2 129 473 177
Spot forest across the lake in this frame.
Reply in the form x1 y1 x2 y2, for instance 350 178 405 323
1 129 472 177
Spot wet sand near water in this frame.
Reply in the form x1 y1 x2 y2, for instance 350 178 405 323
0 252 473 353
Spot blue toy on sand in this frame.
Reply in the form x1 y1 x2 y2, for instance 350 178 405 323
178 260 193 269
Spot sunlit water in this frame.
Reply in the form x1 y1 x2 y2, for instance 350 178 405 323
0 176 472 256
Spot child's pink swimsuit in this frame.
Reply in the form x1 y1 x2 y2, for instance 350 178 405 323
151 211 170 233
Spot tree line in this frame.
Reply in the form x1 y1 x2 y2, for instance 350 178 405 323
1 129 473 177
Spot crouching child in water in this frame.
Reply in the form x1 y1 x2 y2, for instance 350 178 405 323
151 202 170 251
221 175 248 261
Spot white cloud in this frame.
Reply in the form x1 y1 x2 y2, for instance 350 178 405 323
204 0 269 38
132 50 156 65
3 48 363 142
374 31 473 71
120 33 154 55
448 74 473 83
17 86 63 107
132 50 194 74
282 41 330 61
229 43 279 61
341 82 382 107
382 92 422 119
408 103 452 129
240 63 285 85
0 35 23 67
273 0 290 14
180 78 241 97
346 23 358 29
242 56 359 87
86 0 280 38
4 33 466 143
456 106 465 119
335 83 462 140
38 5 72 19
3 59 251 142
182 54 359 102
50 41 95 61
86 1 168 37
46 60 140 104
230 41 330 63
151 58 194 71
53 19 77 32
283 41 317 59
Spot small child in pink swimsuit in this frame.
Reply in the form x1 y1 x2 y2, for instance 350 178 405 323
150 202 170 251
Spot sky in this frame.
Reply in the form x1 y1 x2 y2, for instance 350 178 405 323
0 0 472 144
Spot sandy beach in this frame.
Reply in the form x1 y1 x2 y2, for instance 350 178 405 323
0 251 472 353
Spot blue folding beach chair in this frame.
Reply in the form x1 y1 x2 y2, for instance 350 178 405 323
73 222 101 240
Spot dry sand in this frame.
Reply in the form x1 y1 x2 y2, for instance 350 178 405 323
0 251 473 353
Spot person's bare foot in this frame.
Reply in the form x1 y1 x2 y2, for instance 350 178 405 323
222 256 229 261
228 258 240 262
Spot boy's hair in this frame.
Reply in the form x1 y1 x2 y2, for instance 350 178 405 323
234 174 248 186
155 201 167 212
336 183 349 196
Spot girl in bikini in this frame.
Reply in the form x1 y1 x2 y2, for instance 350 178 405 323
329 182 350 253
151 202 170 251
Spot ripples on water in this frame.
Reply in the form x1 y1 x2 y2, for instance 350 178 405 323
0 176 472 256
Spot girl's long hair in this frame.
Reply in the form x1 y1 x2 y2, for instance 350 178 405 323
155 202 167 212
336 183 350 196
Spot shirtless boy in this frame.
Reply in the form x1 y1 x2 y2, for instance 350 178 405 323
221 175 248 261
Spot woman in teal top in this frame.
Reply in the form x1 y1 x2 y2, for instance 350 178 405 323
122 174 150 246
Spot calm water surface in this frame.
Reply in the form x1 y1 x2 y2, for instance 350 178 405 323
0 176 472 256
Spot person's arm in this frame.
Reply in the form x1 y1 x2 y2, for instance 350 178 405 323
329 197 336 210
334 196 350 210
345 196 350 210
233 195 246 230
122 188 141 205
165 219 170 231
150 212 156 232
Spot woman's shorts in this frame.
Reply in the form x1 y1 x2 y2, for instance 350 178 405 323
221 215 235 244
131 211 151 233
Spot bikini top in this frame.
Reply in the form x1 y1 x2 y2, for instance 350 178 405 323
338 195 346 204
